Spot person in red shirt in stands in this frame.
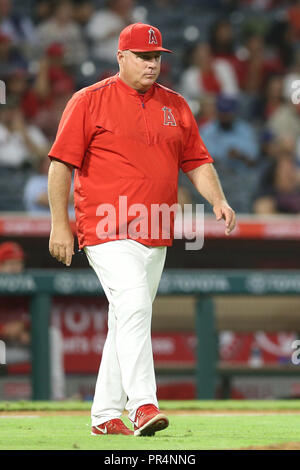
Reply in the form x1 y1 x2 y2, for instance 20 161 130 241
209 19 244 87
21 42 75 122
0 241 66 400
180 42 239 101
0 242 29 346
48 23 236 437
0 241 24 273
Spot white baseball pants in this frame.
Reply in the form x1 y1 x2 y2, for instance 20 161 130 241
84 239 167 426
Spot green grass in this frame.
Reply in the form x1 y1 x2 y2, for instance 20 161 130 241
0 414 300 450
1 399 300 411
0 400 300 449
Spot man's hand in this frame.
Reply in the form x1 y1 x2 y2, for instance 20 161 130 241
49 224 74 266
213 200 236 236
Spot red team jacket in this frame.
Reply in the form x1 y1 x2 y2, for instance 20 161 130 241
48 74 213 249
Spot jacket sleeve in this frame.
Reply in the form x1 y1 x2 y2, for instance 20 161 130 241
48 91 93 169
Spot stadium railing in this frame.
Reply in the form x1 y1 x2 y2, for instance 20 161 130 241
1 268 300 400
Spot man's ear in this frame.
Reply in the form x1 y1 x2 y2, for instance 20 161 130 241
117 50 124 66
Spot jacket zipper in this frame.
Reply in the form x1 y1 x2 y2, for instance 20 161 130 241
140 98 150 145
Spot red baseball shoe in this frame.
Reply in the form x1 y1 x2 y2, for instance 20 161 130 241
133 404 169 436
91 418 133 436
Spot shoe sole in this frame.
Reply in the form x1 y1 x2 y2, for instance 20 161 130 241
134 413 169 437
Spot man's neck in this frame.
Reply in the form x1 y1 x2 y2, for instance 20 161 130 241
118 73 151 94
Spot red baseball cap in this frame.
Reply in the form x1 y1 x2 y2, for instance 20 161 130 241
118 23 172 53
0 242 25 263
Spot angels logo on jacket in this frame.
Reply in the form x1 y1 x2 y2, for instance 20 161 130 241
148 27 158 45
162 106 177 126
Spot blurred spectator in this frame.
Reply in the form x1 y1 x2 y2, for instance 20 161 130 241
240 34 284 94
34 43 75 100
288 0 300 40
153 0 182 6
268 18 295 68
33 86 74 141
239 0 272 10
201 94 259 170
0 241 24 273
34 0 56 24
4 67 38 123
23 157 74 215
201 94 259 212
0 97 49 169
253 154 300 214
6 67 29 99
157 61 174 89
0 31 27 74
72 0 94 27
282 49 300 102
209 19 244 87
256 74 284 120
36 0 87 66
23 157 51 214
259 127 278 163
179 43 239 101
197 93 217 128
20 43 75 131
29 44 75 139
86 0 136 62
267 97 300 142
0 242 29 359
0 0 36 46
0 240 66 400
3 64 55 123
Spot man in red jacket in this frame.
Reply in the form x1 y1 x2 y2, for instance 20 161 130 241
48 23 236 436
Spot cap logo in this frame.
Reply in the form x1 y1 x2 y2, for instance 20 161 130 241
148 28 158 45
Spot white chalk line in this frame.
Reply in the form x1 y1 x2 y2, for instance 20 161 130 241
0 415 40 418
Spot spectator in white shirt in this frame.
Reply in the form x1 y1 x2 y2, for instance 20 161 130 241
0 98 49 169
179 42 239 101
86 0 136 63
36 0 87 66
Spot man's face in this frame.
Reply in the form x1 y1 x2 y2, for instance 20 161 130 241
117 50 161 92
